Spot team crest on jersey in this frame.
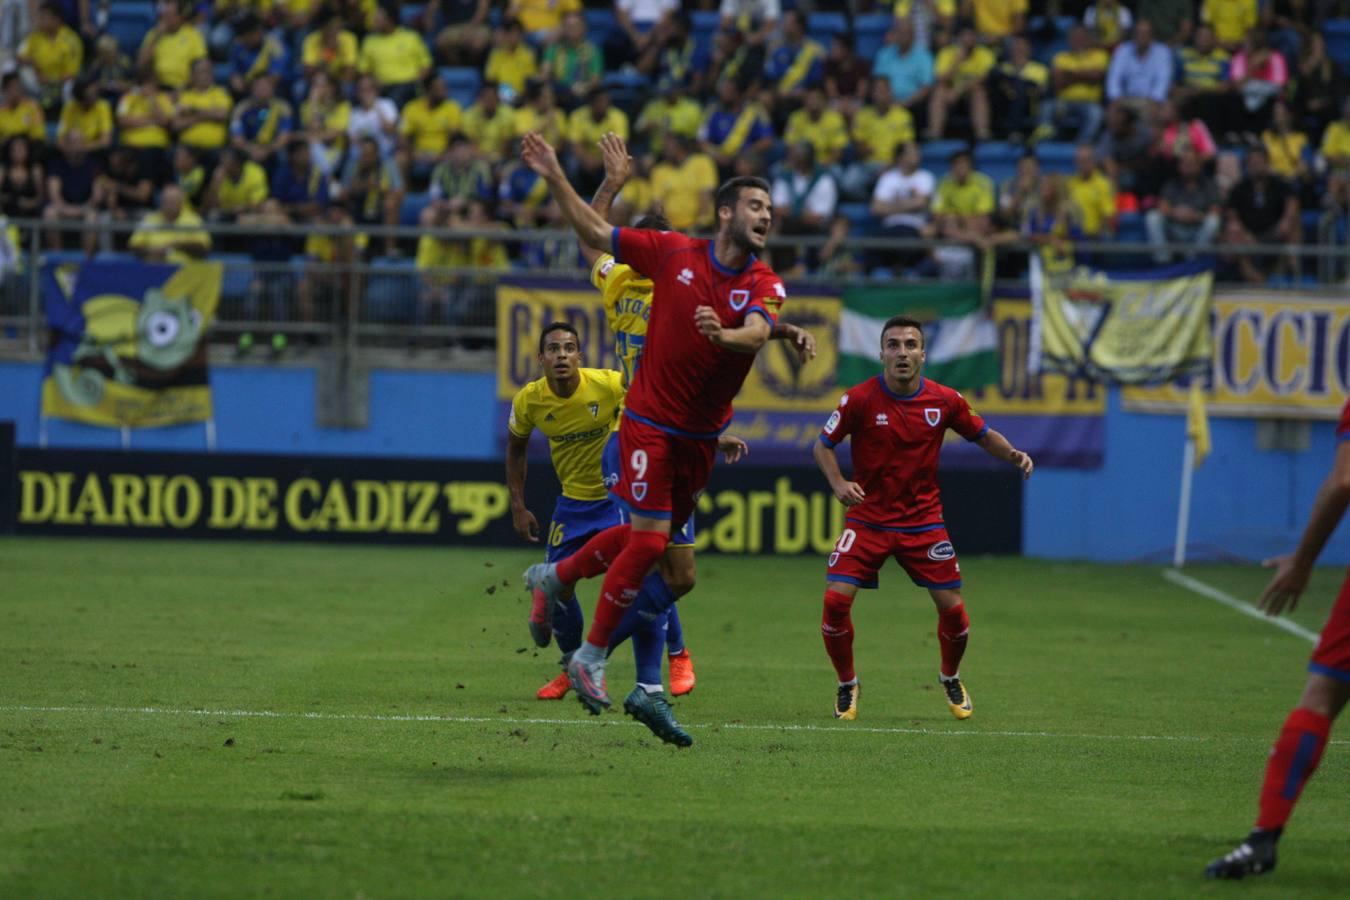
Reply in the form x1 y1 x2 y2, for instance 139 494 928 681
588 402 599 419
928 541 955 561
729 289 750 311
632 481 648 501
924 408 941 426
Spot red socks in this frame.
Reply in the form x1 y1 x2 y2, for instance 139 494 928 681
1256 707 1332 830
821 589 856 683
584 528 668 647
938 602 970 678
556 523 630 585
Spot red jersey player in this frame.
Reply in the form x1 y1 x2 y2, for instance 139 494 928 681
814 315 1034 722
519 130 787 727
1206 398 1350 880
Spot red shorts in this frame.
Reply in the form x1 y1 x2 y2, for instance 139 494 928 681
612 414 715 532
1310 571 1350 680
826 520 962 590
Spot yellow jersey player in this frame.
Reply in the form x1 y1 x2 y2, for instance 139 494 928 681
507 322 627 697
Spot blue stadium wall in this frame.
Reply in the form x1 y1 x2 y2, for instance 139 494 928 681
1 360 1345 564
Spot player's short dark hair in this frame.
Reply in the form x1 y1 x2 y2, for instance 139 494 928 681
538 321 579 354
714 176 771 215
633 211 671 231
880 315 925 348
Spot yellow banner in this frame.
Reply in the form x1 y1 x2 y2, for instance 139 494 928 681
970 298 1106 415
1123 294 1350 419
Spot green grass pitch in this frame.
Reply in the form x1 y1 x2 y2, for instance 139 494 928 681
1 537 1348 898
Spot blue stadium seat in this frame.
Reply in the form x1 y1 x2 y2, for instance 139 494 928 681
583 9 613 41
981 161 1018 186
1115 212 1146 243
1035 141 1077 173
974 142 1023 165
1325 20 1350 68
839 201 880 236
400 4 424 26
400 192 430 227
363 259 418 324
854 12 892 59
107 11 154 57
691 11 720 32
603 70 646 90
215 254 255 307
807 12 848 43
440 67 480 107
920 139 968 163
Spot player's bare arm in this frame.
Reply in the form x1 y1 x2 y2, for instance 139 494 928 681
581 132 633 268
1260 440 1350 616
505 431 540 542
717 434 750 464
771 322 817 363
812 438 866 506
976 428 1035 479
521 131 613 251
695 305 773 353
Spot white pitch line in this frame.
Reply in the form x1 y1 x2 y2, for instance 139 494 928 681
0 703 1221 744
1163 569 1320 644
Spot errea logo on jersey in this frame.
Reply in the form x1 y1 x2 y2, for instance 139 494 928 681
677 268 695 285
875 413 889 426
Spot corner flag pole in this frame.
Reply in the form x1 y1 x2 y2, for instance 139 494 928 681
1173 437 1196 568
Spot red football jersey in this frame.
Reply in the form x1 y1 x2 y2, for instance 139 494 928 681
820 376 988 529
612 227 785 436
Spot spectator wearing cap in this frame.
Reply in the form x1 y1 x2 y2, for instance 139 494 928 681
927 24 995 141
1223 145 1300 283
784 85 848 168
118 67 176 173
515 79 568 148
699 79 774 178
872 20 934 123
433 0 493 68
765 9 825 107
1037 25 1108 143
298 70 351 177
176 59 234 166
230 73 294 169
1146 150 1221 262
358 4 433 107
138 1 207 90
339 135 405 258
129 184 211 264
0 73 44 149
228 14 288 98
57 77 113 160
1201 0 1259 53
543 12 603 111
17 2 81 118
461 81 517 160
401 73 463 188
302 9 359 86
1105 20 1173 114
485 18 539 102
650 134 718 232
204 146 272 222
510 0 582 44
347 74 399 161
567 85 629 193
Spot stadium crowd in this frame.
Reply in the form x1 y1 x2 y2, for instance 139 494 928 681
3 0 1349 312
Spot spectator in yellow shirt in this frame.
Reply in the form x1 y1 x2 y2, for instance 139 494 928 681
964 0 1027 42
1066 144 1117 238
568 86 630 193
510 0 581 43
928 25 994 140
129 184 212 264
57 78 113 159
175 59 234 159
1320 97 1350 211
928 148 995 242
514 78 567 147
842 78 917 200
0 74 45 147
400 73 463 187
635 83 702 150
1202 0 1258 52
137 2 207 90
1263 100 1310 191
783 85 849 167
1038 25 1109 143
649 134 718 231
485 19 539 100
358 5 432 106
17 2 82 115
303 10 359 85
461 81 518 159
117 68 177 171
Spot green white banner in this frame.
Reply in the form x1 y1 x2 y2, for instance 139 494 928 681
837 282 999 389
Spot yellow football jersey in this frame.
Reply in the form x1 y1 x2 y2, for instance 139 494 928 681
591 251 652 391
508 367 624 501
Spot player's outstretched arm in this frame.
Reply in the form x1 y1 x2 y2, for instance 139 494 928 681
813 438 866 507
581 133 632 268
771 322 817 363
1260 440 1350 616
505 431 540 542
695 305 772 353
717 433 749 464
976 428 1034 479
521 131 613 252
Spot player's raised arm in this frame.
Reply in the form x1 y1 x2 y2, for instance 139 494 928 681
581 132 632 268
1260 440 1350 616
521 131 614 252
771 322 817 363
976 427 1034 479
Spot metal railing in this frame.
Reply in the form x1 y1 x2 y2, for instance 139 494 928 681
2 216 1349 364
